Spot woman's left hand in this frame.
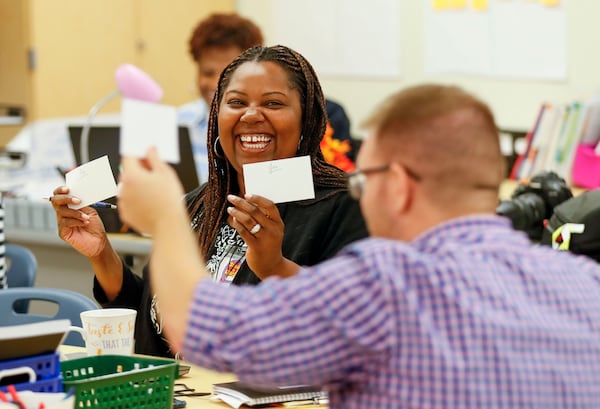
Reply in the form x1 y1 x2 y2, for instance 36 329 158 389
226 194 298 279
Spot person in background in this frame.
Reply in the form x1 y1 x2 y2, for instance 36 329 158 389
49 45 367 358
178 13 264 183
179 13 356 181
118 84 600 409
321 99 356 172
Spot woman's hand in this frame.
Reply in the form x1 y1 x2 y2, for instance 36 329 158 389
50 186 110 258
226 194 299 279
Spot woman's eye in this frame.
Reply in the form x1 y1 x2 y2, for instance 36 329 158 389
265 100 283 107
227 99 245 106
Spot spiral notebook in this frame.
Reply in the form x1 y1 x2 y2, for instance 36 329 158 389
212 381 327 408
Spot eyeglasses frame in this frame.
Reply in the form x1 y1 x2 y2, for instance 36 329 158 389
347 163 421 200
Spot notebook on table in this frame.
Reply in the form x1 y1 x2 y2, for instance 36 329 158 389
212 381 328 408
68 125 200 233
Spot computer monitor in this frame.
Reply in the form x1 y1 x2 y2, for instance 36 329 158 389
68 125 200 194
68 125 200 233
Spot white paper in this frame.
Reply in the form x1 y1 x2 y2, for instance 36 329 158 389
120 98 179 163
243 156 315 204
214 394 243 409
66 155 118 209
0 391 75 409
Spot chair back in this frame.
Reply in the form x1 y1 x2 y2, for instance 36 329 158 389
0 287 99 346
5 243 38 313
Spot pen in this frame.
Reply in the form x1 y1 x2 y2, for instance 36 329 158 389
43 197 117 209
91 201 117 209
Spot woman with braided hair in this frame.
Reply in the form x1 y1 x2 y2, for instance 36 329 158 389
190 45 365 284
178 13 264 183
49 45 367 358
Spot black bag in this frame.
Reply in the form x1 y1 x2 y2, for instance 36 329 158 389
541 189 600 262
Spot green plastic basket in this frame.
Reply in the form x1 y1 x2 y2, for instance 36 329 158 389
60 355 178 409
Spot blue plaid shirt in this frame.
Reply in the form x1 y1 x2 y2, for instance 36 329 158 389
183 216 600 408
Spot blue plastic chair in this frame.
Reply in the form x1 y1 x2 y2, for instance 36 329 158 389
0 287 99 346
5 243 37 287
5 243 38 313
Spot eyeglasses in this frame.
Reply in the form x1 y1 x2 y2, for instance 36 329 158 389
347 163 421 200
174 382 211 397
347 165 389 200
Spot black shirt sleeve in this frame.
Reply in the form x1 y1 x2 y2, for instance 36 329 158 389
92 262 144 308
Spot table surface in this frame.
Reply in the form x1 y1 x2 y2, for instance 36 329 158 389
59 346 325 409
5 227 152 257
60 345 235 408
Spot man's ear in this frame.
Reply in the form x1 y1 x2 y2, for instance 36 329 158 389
388 162 416 215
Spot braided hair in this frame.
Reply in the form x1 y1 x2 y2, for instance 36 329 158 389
188 45 348 256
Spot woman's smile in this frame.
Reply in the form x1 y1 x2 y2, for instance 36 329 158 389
238 134 272 151
217 60 303 176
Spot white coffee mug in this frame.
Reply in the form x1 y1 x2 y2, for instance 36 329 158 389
69 308 137 356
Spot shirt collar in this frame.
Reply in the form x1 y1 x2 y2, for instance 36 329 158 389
412 215 518 252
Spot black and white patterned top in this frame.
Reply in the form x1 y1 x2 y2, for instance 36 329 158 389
206 223 247 284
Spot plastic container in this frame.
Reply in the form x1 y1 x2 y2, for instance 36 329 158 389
60 355 178 409
572 143 600 189
0 352 63 393
0 352 60 380
0 375 63 393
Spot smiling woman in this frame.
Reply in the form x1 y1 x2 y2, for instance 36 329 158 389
217 60 303 175
189 45 367 286
48 45 368 360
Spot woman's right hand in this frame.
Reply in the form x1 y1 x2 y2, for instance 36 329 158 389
50 185 110 258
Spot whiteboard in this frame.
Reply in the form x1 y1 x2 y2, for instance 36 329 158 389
424 0 566 80
271 0 401 78
238 0 600 134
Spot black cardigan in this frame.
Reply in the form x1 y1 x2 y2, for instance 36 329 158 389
93 186 367 357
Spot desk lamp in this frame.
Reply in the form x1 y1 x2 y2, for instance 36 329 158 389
80 64 163 164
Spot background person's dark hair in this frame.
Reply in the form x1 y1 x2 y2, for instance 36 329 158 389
188 13 264 62
188 45 349 256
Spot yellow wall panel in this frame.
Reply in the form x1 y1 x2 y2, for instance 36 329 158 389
1 0 234 128
29 0 137 117
138 0 235 106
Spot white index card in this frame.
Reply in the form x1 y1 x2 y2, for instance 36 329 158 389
120 98 179 163
66 155 118 209
243 156 315 204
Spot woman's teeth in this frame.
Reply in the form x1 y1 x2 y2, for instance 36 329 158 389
240 135 271 149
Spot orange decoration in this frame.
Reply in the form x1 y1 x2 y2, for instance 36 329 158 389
320 122 355 172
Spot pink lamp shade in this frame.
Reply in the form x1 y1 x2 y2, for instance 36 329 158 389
115 64 163 102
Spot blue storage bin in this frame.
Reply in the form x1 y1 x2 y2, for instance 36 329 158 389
0 352 63 393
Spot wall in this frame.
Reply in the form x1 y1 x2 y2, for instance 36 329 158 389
136 0 236 106
0 0 235 149
0 0 30 146
28 0 137 118
237 0 600 138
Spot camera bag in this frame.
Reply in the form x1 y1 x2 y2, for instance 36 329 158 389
541 188 600 262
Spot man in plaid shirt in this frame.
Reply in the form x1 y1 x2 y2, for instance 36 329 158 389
118 84 600 408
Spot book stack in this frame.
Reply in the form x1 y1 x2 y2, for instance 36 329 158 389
212 381 328 408
510 97 600 188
